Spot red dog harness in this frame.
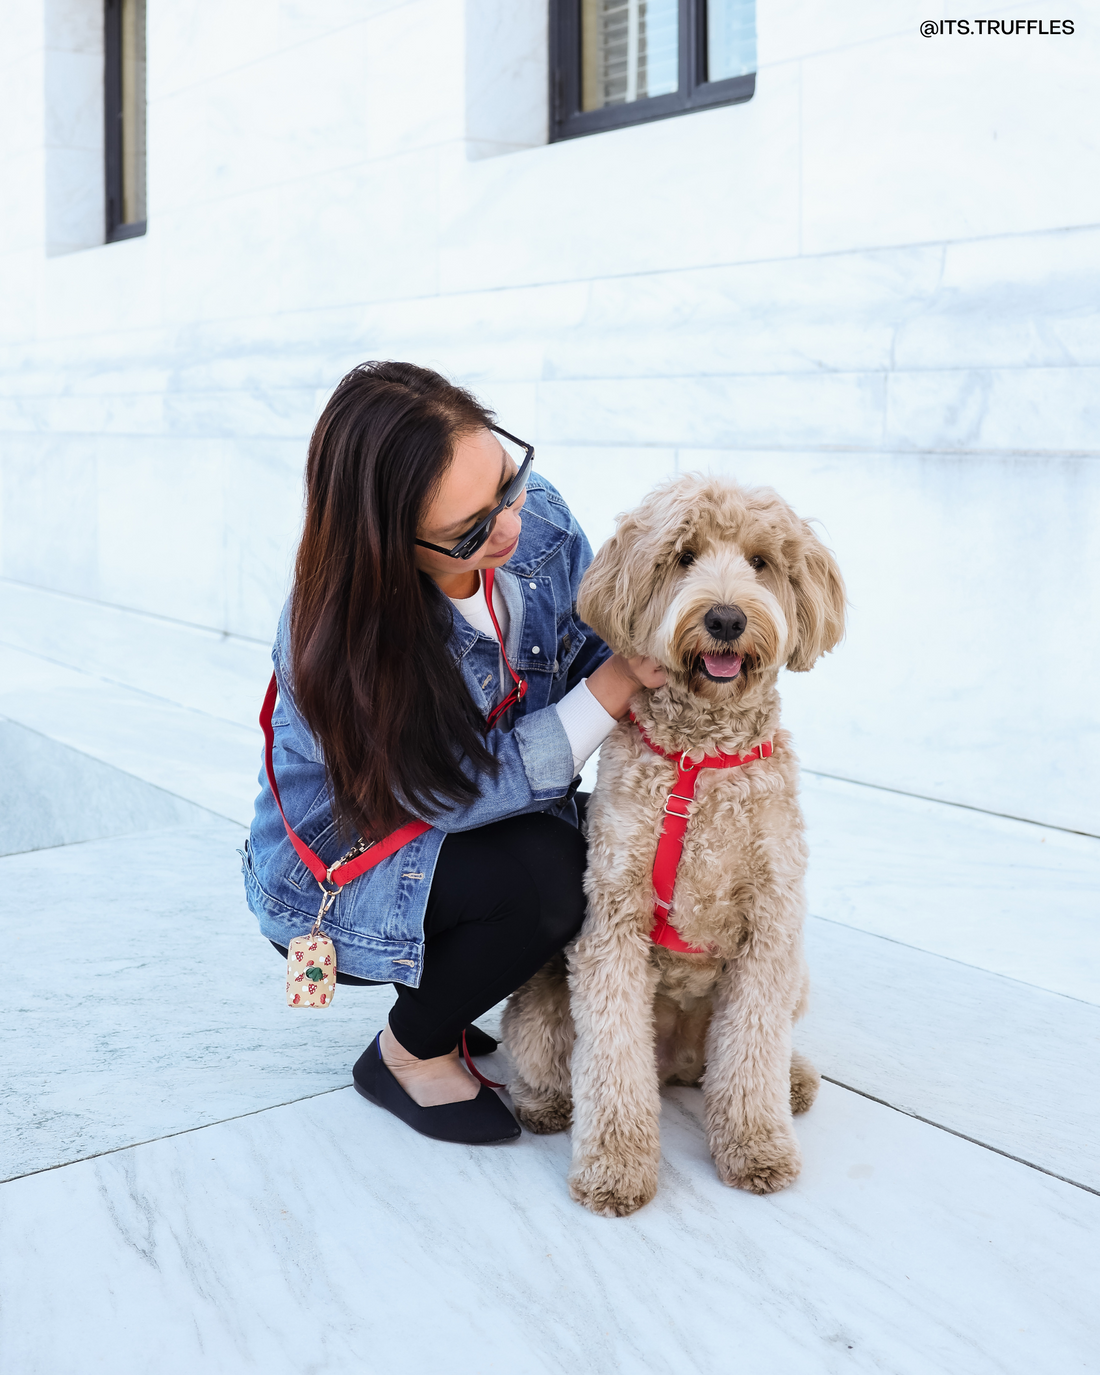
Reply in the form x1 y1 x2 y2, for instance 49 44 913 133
630 713 774 955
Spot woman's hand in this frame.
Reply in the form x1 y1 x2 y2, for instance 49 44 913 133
623 654 667 690
585 653 668 720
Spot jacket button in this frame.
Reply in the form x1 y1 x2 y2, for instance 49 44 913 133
529 581 537 590
531 646 540 655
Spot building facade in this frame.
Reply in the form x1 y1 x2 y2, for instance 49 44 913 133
1 0 1098 833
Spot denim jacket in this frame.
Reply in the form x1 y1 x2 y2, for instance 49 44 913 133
242 476 611 984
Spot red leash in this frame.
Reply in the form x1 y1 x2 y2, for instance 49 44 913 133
630 714 774 954
460 1029 505 1088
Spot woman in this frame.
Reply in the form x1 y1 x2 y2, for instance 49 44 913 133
243 362 664 1144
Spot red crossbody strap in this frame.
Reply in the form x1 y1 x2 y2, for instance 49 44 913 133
261 672 431 889
482 567 527 732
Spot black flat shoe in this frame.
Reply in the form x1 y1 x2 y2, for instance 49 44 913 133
461 1023 498 1057
352 1035 520 1145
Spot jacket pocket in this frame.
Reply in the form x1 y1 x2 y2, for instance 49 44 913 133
554 614 586 679
285 786 342 890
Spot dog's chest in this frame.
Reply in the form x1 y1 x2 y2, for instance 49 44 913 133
588 726 805 943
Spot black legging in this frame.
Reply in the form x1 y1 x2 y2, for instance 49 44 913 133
271 796 589 1059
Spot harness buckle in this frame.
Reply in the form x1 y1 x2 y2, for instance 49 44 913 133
663 793 695 819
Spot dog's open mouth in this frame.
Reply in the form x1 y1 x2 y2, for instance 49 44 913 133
697 653 743 682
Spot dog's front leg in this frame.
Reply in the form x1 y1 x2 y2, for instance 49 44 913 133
567 919 661 1218
704 934 804 1194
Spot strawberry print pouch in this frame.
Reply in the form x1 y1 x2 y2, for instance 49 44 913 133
286 934 337 1008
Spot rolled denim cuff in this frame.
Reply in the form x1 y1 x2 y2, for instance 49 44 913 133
512 705 577 795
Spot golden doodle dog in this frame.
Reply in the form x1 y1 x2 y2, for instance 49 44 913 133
502 474 846 1217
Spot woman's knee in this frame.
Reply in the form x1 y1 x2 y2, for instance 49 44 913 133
429 809 587 951
522 815 587 950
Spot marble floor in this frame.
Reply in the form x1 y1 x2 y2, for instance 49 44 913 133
1 577 1098 1373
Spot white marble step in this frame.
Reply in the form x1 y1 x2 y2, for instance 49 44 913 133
801 917 1100 1192
0 718 214 856
3 818 1096 1196
0 643 261 826
802 772 1100 1004
0 822 380 1181
2 1079 1096 1375
0 578 274 728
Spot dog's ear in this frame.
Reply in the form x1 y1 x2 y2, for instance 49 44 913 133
785 523 846 672
577 509 653 656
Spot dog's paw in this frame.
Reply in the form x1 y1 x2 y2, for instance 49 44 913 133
711 1128 802 1195
568 1155 658 1218
789 1051 820 1115
509 1077 573 1134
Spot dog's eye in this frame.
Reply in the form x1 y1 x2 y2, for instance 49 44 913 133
749 555 766 571
678 551 695 567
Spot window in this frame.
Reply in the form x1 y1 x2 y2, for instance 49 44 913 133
551 0 755 141
104 0 147 241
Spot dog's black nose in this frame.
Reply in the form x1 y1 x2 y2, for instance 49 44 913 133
704 604 747 643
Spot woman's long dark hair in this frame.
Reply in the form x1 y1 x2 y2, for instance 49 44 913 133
290 361 499 840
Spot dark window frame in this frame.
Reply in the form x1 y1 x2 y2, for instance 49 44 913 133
104 0 146 242
550 0 755 141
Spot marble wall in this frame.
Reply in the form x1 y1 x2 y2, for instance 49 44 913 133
0 0 1097 832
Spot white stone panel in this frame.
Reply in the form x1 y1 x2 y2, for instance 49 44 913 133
35 231 160 336
801 2 1100 254
759 0 928 66
535 443 678 551
538 372 888 449
802 773 1100 1004
95 436 229 625
43 1 104 256
437 63 802 292
1 434 99 595
465 0 548 158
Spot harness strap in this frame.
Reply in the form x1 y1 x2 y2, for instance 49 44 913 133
630 713 774 954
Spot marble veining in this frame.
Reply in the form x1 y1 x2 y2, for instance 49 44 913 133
801 918 1100 1190
1 1082 1096 1374
800 772 1100 1004
0 823 394 1181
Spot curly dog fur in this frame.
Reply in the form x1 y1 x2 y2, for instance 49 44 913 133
502 474 845 1217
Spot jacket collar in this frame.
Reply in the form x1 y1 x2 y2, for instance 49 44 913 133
445 565 526 666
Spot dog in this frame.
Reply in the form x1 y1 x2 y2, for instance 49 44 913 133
502 474 846 1217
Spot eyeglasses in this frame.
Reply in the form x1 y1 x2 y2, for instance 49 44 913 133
415 426 534 561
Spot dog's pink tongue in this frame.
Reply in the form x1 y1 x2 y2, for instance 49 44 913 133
703 653 743 678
